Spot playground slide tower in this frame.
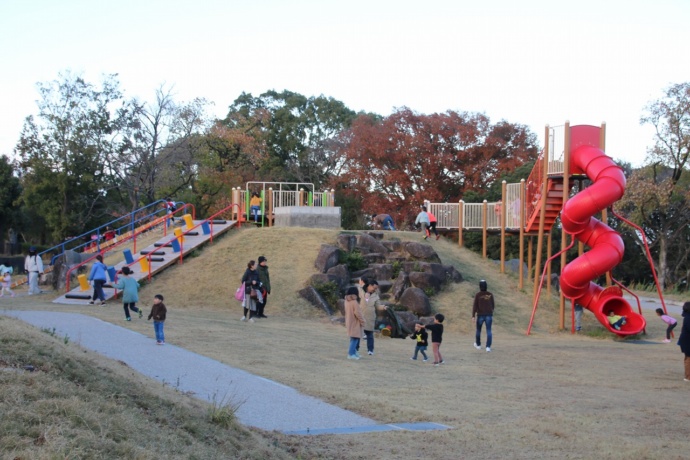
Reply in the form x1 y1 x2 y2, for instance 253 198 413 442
558 125 646 336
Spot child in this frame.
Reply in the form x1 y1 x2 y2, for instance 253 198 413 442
425 313 445 366
656 308 677 343
249 192 262 223
607 310 627 330
147 294 167 345
1 270 16 297
113 266 142 321
410 322 429 361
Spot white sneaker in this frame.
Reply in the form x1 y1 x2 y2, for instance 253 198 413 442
486 347 491 352
474 343 481 350
368 351 374 355
241 316 246 321
249 318 255 323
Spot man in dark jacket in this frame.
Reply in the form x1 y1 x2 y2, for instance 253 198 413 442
257 256 271 318
472 280 495 352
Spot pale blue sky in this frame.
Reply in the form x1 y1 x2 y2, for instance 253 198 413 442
1 0 688 166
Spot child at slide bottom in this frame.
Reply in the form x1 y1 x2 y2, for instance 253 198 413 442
410 322 429 362
424 313 445 366
607 311 627 330
113 266 142 321
1 272 16 297
148 294 167 345
656 308 677 343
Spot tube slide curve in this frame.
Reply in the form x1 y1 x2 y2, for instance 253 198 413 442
559 145 646 336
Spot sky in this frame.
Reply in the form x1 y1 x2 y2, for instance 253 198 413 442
1 0 689 167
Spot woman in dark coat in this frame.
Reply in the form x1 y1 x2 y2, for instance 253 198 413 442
240 260 261 322
678 302 690 382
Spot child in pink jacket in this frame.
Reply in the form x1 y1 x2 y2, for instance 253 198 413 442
656 308 677 343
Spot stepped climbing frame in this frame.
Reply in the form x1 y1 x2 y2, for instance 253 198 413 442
53 214 237 305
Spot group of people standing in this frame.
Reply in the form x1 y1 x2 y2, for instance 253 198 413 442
240 256 271 322
344 277 389 359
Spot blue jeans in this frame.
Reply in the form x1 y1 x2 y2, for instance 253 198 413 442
348 337 360 356
383 216 396 230
250 206 261 222
92 279 106 301
476 315 493 348
413 345 428 359
154 321 165 343
363 330 374 353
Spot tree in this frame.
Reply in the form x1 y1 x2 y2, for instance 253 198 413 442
222 90 357 188
15 72 130 241
617 82 690 289
0 155 22 247
331 108 539 228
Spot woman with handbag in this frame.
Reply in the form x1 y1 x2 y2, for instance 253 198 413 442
240 260 263 323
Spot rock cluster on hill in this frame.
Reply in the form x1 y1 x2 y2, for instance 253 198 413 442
299 231 463 335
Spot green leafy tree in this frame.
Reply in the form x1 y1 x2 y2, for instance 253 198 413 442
15 72 130 241
618 82 690 289
0 155 22 246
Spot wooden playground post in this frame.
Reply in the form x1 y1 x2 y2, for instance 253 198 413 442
482 200 488 259
519 179 525 289
299 188 305 206
560 121 572 330
528 236 533 280
532 125 551 301
546 232 553 296
458 200 464 248
500 181 507 274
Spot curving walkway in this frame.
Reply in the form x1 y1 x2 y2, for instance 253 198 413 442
1 311 451 435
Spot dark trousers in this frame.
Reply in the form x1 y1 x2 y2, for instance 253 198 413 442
257 292 268 317
91 279 106 301
666 322 677 340
123 302 140 319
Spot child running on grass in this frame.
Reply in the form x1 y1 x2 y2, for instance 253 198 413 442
113 266 142 321
147 294 167 345
425 313 445 366
1 271 16 297
656 308 678 343
410 322 429 362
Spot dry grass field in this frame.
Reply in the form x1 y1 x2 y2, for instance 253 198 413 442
1 226 688 459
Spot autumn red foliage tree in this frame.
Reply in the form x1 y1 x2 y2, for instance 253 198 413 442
330 108 539 227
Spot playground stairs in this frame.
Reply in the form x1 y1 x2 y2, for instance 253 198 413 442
52 218 237 305
524 178 570 234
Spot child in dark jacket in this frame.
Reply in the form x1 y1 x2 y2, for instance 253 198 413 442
425 313 445 366
410 322 429 361
148 294 167 345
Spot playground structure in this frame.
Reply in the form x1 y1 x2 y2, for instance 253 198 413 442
428 122 668 336
230 182 336 227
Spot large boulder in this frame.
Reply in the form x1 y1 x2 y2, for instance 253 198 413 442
364 231 384 240
391 272 410 301
421 263 463 283
398 287 432 316
298 286 334 316
366 263 394 281
326 264 351 291
336 234 357 252
309 273 342 289
408 272 443 293
314 244 340 273
401 242 441 263
355 233 389 255
381 240 403 252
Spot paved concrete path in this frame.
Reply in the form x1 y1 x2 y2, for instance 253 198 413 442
2 311 451 435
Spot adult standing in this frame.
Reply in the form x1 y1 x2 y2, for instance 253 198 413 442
240 260 261 322
344 286 365 360
358 278 388 356
472 279 495 352
256 255 271 318
24 246 44 295
678 302 690 382
88 254 108 305
415 205 430 240
371 213 396 231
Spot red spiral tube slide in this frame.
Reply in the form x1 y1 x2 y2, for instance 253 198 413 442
559 127 646 336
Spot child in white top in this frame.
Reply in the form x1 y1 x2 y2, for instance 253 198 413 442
1 271 16 297
656 308 677 343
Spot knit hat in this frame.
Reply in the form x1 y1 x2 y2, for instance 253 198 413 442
258 256 267 264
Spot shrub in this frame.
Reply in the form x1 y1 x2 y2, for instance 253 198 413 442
312 281 340 309
339 249 367 272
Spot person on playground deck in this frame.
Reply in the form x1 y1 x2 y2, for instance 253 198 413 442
249 193 262 223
